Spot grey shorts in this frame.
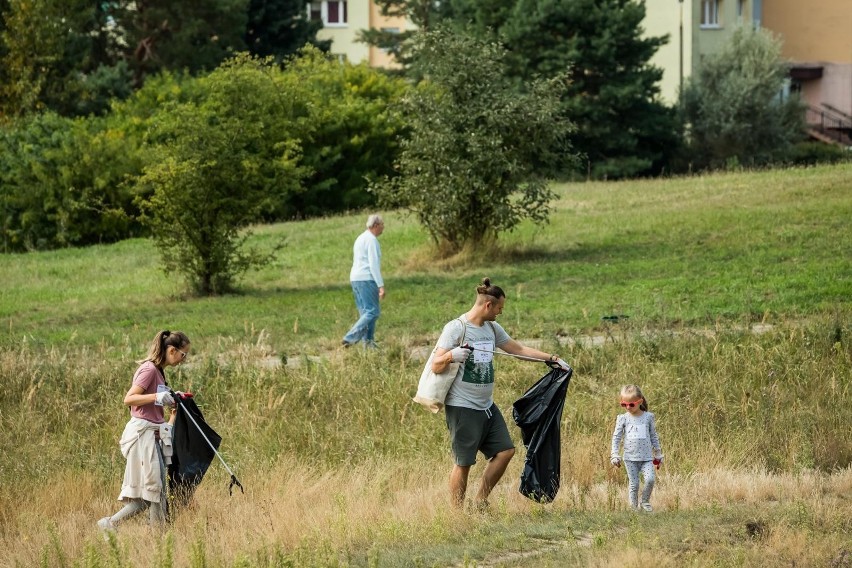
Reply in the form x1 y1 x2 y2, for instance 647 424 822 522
445 403 515 466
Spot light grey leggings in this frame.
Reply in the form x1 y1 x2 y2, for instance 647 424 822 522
109 440 168 526
624 460 656 507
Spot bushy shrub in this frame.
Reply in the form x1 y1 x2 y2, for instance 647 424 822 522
786 141 851 166
0 112 145 252
136 54 306 295
679 28 805 170
374 26 575 252
266 47 409 219
1 51 408 255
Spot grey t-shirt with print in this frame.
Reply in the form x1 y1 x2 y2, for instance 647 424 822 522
437 315 511 411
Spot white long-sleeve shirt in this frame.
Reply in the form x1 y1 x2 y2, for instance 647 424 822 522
611 411 662 462
349 230 383 287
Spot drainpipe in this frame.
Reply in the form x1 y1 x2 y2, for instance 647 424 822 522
679 0 684 93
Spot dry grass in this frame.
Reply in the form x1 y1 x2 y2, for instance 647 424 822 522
4 452 851 567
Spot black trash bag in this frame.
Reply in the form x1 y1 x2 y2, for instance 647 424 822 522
512 365 572 503
168 396 222 507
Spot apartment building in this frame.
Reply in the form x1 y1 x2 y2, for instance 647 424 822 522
645 0 760 104
308 0 409 67
645 0 851 118
762 0 852 117
311 0 851 121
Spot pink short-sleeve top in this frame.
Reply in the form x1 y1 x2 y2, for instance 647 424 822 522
129 361 166 424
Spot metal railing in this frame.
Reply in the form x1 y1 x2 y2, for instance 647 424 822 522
805 105 852 143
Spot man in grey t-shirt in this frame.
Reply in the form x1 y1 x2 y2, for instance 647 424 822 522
432 278 570 509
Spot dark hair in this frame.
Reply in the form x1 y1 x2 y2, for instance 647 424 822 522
141 329 190 367
476 277 505 300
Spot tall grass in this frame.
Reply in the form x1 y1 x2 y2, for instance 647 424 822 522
2 316 850 566
2 164 851 566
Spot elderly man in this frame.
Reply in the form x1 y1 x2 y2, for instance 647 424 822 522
342 214 385 349
432 277 570 509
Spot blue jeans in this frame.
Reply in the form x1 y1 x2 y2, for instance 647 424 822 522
343 280 380 345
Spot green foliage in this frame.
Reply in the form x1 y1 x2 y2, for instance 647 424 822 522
375 26 575 252
786 141 851 167
0 0 98 116
0 50 405 254
246 0 330 61
0 112 146 252
679 27 805 170
0 0 332 118
2 164 849 344
271 48 409 218
136 54 305 295
442 0 681 179
108 0 250 84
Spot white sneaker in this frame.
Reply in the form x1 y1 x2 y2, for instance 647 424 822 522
641 502 653 512
97 516 116 532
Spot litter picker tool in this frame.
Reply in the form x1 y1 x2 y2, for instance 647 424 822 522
174 392 245 495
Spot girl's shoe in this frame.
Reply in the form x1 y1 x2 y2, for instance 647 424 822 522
641 502 653 512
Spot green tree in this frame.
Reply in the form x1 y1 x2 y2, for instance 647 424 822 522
245 0 329 60
136 54 305 295
271 47 408 218
0 0 136 117
447 0 679 179
0 112 145 251
0 0 91 116
679 27 804 170
375 26 575 253
108 0 249 85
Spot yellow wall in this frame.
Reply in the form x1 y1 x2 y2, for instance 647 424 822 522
645 0 757 104
763 0 852 115
762 0 852 63
314 0 411 66
316 0 372 63
644 0 693 103
368 3 409 68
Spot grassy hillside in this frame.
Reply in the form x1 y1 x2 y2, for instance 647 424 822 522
1 164 850 567
1 164 849 352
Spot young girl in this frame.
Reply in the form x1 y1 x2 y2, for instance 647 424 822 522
97 330 191 531
610 384 663 512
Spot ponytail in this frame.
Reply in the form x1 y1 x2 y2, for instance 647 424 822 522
141 329 190 367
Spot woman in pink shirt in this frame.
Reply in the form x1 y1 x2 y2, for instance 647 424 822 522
97 329 191 532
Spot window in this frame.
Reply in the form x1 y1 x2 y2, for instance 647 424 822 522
308 1 347 26
701 0 721 27
309 2 321 21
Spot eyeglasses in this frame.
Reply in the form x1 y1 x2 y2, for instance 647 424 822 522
177 348 188 360
620 400 642 408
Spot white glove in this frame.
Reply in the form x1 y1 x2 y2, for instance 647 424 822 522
611 457 621 467
449 346 471 363
555 358 571 371
155 391 175 407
